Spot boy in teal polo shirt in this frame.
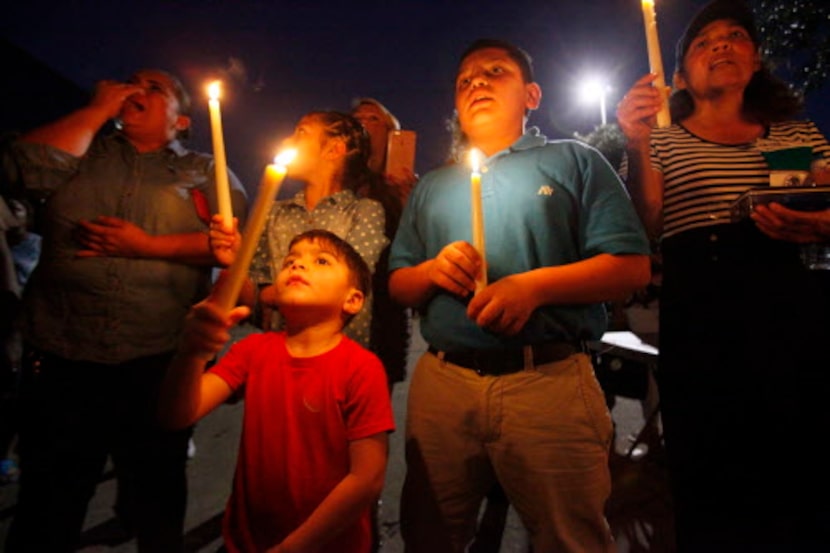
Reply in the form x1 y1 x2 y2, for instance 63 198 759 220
389 38 651 552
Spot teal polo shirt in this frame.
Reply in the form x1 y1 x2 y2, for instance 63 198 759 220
389 128 649 351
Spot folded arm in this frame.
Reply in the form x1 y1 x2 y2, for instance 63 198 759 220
270 432 389 553
389 239 481 308
75 215 220 265
467 253 651 336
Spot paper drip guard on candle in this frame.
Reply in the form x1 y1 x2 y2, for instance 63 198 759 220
212 149 297 312
469 148 488 293
641 0 671 128
207 81 234 231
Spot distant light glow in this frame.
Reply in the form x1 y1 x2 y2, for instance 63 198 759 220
578 76 612 126
579 78 611 104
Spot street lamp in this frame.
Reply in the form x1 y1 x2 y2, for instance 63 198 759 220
580 78 612 126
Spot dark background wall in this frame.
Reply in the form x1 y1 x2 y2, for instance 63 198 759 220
2 38 88 137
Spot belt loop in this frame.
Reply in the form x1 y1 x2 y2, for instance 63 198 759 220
522 345 534 370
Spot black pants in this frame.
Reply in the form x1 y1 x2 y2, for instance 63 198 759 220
659 225 830 552
5 348 191 553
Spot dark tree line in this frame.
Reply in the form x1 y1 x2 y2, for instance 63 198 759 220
753 0 830 94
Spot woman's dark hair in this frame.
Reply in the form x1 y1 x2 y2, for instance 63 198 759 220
306 111 376 193
669 63 804 125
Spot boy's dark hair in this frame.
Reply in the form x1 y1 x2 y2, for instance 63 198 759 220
458 38 535 83
287 229 372 298
451 39 537 161
669 0 803 124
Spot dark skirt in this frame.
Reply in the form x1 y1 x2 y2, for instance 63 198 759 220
657 221 830 551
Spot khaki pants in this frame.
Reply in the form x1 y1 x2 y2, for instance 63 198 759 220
400 350 616 553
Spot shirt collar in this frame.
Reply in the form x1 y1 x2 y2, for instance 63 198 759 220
510 127 547 152
165 139 189 158
112 131 189 158
289 188 356 208
482 127 548 163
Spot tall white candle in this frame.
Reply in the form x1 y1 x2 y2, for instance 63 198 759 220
641 0 671 128
213 149 297 312
469 148 488 294
207 81 234 231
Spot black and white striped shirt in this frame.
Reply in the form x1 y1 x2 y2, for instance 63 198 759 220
649 120 830 239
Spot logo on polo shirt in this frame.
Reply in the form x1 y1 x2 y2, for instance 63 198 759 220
537 185 554 196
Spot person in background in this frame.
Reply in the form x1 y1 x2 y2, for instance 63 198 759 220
616 0 830 550
212 111 387 351
351 97 418 206
0 195 28 485
389 38 650 552
4 69 247 553
351 97 416 392
160 229 394 553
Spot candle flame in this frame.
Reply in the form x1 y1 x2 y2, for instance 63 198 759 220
469 148 482 173
641 0 654 6
207 81 222 100
274 148 297 168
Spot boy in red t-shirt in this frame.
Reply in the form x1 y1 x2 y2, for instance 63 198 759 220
160 229 394 553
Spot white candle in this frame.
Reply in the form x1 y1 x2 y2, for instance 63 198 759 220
641 0 671 128
469 148 488 293
207 81 234 231
213 149 297 312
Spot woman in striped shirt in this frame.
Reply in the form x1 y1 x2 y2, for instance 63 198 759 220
617 1 830 551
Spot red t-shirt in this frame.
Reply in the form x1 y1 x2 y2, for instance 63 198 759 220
209 332 395 553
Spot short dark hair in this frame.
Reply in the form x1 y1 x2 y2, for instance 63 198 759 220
458 38 535 83
131 68 192 139
286 229 372 298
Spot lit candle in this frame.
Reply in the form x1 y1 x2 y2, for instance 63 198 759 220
213 149 297 312
207 81 234 231
469 148 488 293
641 0 671 127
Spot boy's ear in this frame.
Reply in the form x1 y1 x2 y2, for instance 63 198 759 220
525 82 542 111
342 288 364 316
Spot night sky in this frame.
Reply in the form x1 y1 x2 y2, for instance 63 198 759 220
5 0 828 194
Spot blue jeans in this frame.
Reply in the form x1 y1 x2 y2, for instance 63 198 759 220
400 350 616 553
